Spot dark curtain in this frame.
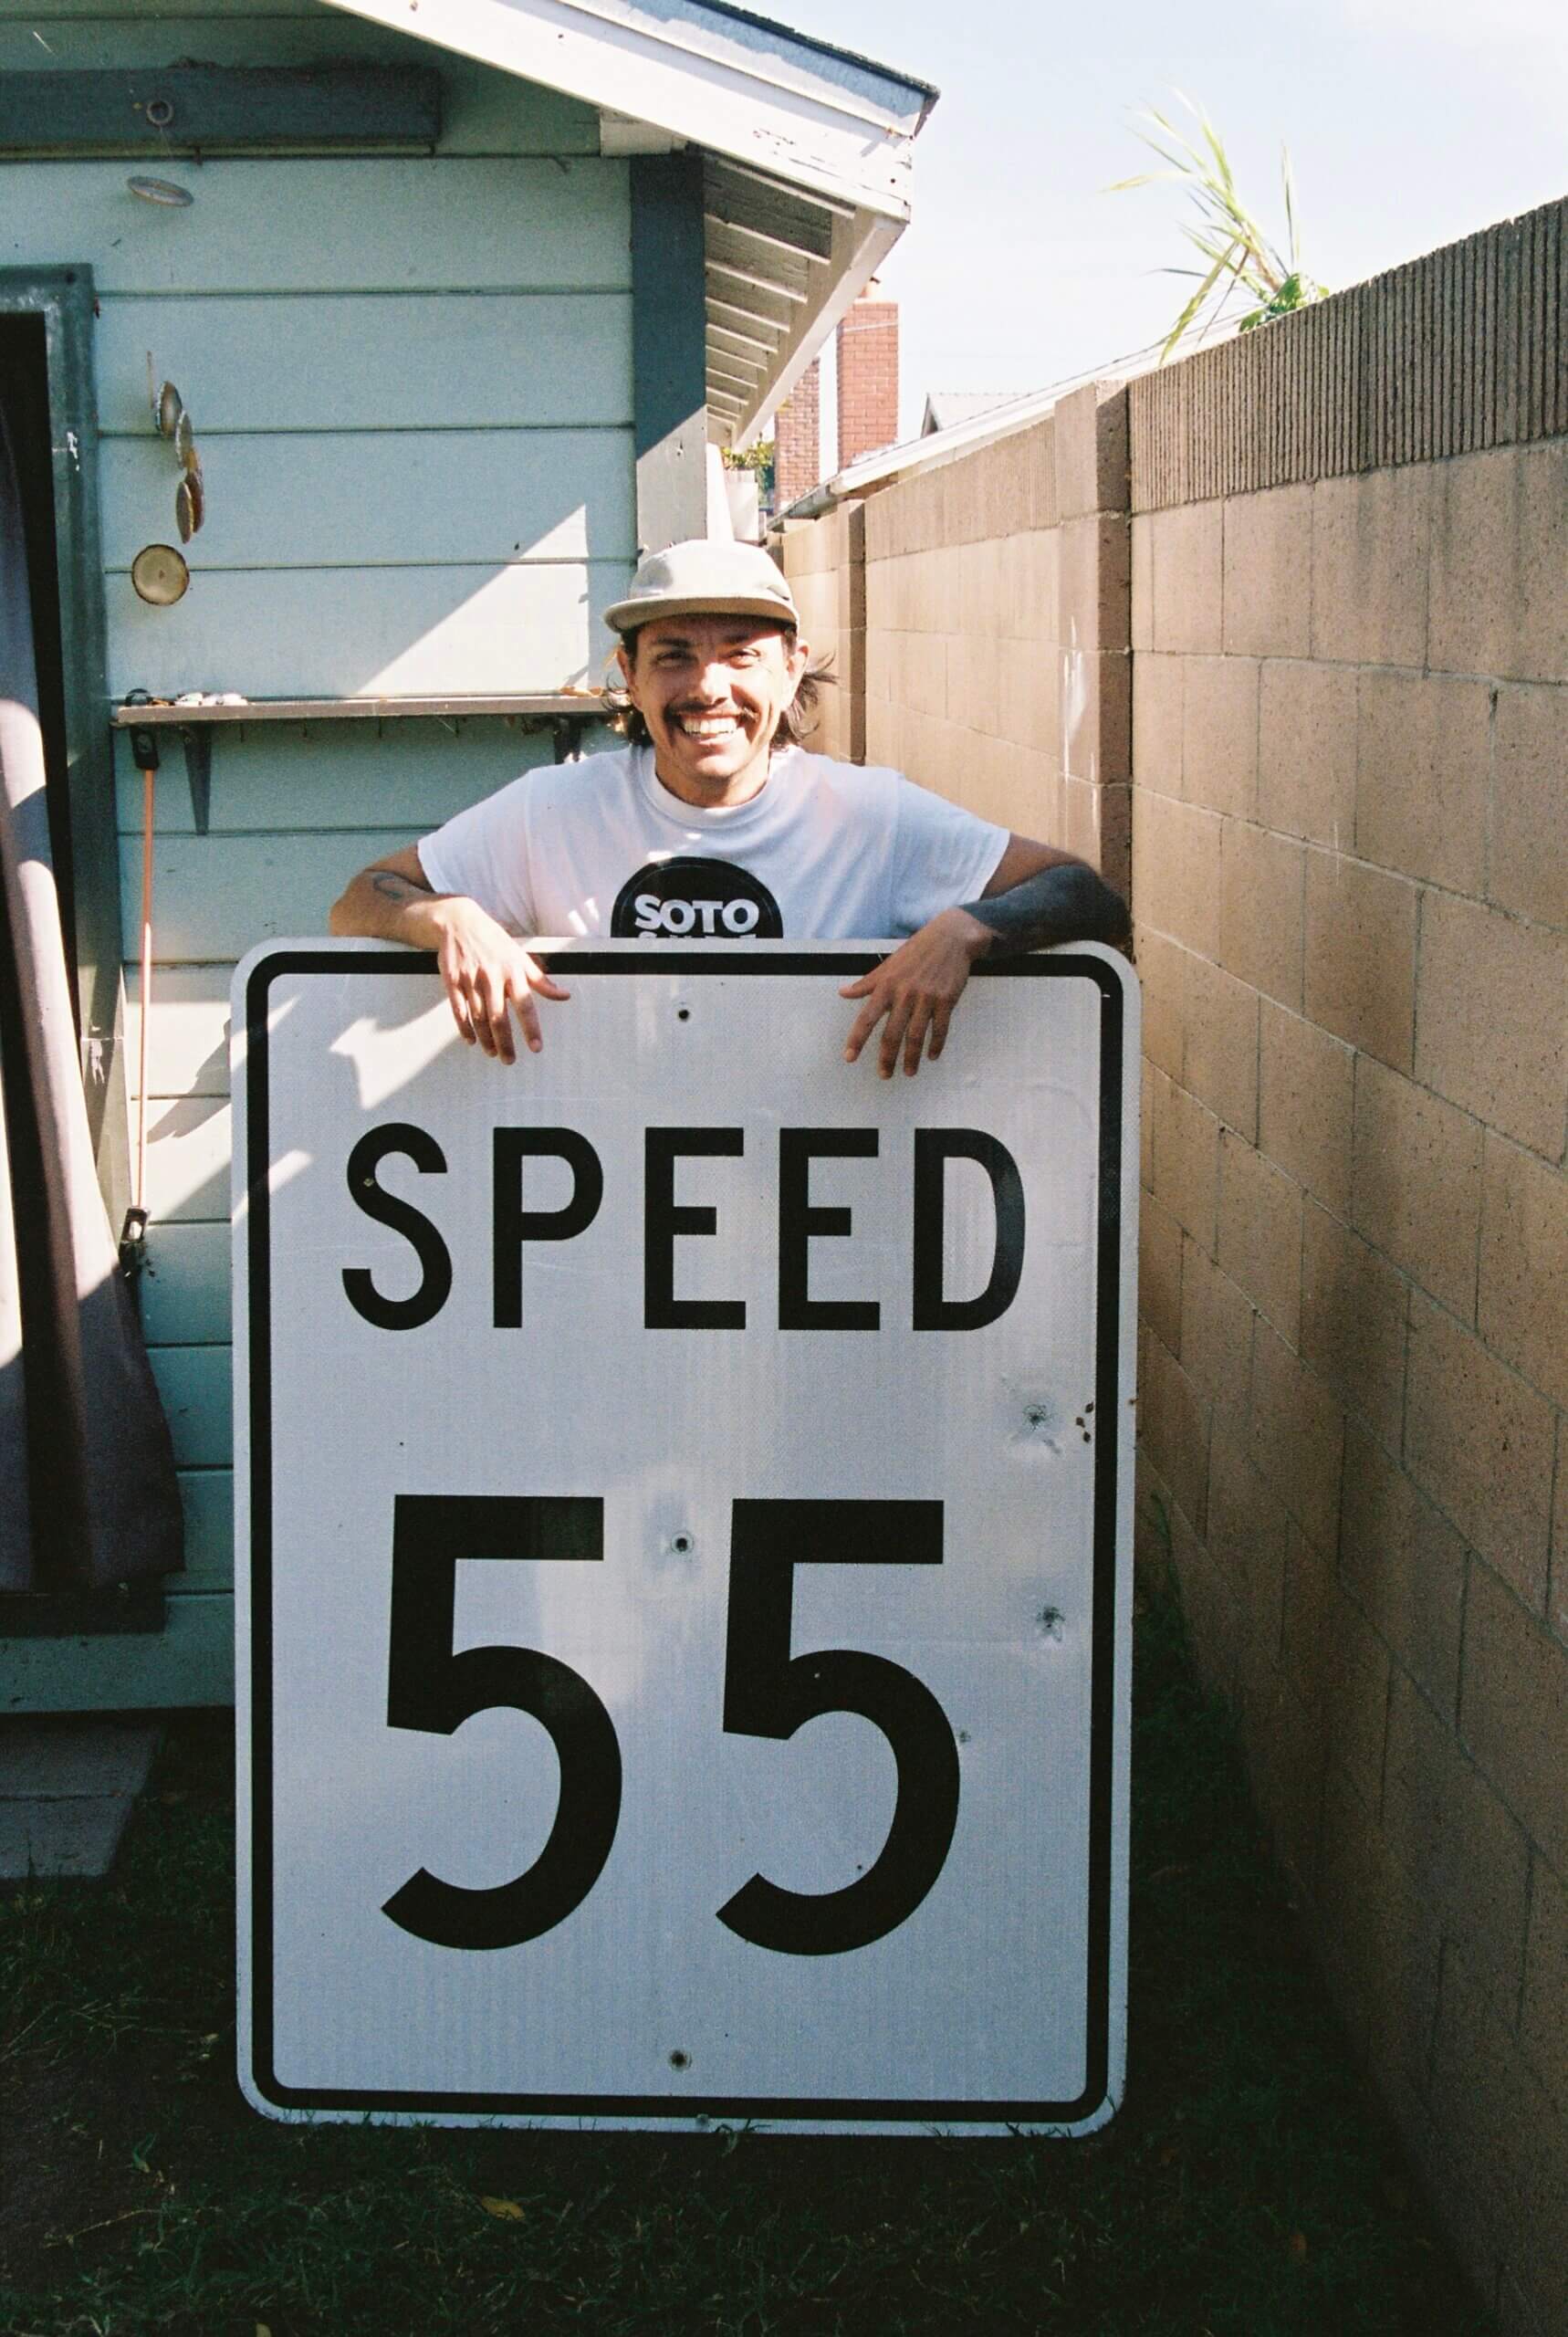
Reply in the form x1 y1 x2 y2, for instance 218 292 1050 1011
0 405 183 1593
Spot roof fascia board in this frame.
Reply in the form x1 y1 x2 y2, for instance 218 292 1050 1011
727 204 901 448
563 0 930 132
319 0 915 217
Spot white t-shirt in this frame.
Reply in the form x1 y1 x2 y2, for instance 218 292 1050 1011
416 743 1009 944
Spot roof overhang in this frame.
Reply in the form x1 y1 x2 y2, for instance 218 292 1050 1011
319 0 935 444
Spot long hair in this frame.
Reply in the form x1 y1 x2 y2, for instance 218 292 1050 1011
603 631 837 749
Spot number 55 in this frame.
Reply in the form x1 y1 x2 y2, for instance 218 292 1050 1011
382 1493 959 1956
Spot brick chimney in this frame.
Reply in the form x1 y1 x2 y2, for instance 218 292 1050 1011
772 359 821 510
836 283 898 466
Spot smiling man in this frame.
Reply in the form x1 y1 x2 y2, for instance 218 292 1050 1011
329 540 1129 1077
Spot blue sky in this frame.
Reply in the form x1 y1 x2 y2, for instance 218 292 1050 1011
776 0 1568 445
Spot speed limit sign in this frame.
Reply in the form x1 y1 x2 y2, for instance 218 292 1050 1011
234 940 1137 2133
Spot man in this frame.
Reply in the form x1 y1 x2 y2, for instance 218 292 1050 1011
329 540 1128 1077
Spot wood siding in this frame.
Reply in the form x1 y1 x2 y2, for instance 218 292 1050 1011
2 0 634 1706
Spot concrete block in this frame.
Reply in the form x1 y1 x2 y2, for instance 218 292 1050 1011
971 734 1058 836
1169 1505 1243 1708
1314 1764 1441 2096
1406 1294 1554 1611
1130 513 1154 653
1052 382 1129 522
0 1717 159 1798
945 631 1000 737
1141 1059 1159 1190
1479 1136 1568 1409
1383 1666 1531 2001
1311 466 1430 669
1134 927 1185 1081
995 642 1059 754
1350 1056 1481 1319
1415 890 1568 1163
1429 439 1568 685
1302 846 1417 1074
1140 1189 1183 1356
1061 773 1123 875
1490 684 1568 930
1299 1199 1410 1449
1218 819 1304 1009
1258 660 1357 849
1247 1317 1343 1554
1554 1418 1568 1653
1521 1855 1568 2119
1340 1422 1464 1716
1259 998 1354 1217
1178 1237 1255 1436
1427 1949 1568 2333
1180 655 1259 819
895 626 947 719
863 626 895 706
1062 648 1131 786
1132 787 1222 959
1005 529 1060 645
1217 1131 1302 1344
1181 947 1260 1140
1138 1325 1211 1534
955 535 1006 639
1057 513 1131 655
1206 1420 1287 1648
1244 1648 1326 1891
0 1796 137 1881
1356 669 1490 896
1132 651 1183 791
1148 499 1223 655
1151 1072 1221 1249
1461 1556 1568 1871
862 695 900 771
1281 1528 1390 1804
1221 483 1312 659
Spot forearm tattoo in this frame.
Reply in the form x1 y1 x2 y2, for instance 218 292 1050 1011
961 862 1131 953
370 870 431 907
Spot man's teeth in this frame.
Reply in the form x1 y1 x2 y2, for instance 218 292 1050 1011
677 717 741 739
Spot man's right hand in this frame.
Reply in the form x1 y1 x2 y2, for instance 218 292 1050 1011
329 846 570 1064
433 897 570 1063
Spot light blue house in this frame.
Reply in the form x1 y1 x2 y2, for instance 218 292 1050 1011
1 0 935 1709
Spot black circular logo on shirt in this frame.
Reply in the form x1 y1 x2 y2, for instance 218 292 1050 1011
611 856 784 940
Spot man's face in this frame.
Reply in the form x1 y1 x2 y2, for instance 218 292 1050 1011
618 614 809 803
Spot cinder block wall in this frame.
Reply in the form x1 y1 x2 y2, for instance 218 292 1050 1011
1130 198 1567 2336
778 502 863 763
783 387 1132 887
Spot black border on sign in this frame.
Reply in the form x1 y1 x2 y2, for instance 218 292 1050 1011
244 947 1126 2128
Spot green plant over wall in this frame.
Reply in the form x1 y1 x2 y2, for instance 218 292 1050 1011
1109 95 1328 360
723 438 774 477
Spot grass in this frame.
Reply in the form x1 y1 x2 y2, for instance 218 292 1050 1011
1 1588 1490 2337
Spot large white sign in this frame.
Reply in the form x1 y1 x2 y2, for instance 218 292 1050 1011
234 939 1137 2134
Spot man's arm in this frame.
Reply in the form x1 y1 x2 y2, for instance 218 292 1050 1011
329 845 569 1064
841 834 1130 1080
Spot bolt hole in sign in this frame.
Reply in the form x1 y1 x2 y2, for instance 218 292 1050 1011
233 939 1138 2134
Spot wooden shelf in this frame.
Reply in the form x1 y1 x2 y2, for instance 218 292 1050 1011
112 693 607 727
112 694 611 830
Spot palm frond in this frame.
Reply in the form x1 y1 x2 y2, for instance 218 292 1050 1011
1109 91 1324 359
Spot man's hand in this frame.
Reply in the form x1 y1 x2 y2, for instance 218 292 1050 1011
329 847 569 1064
434 898 570 1064
840 907 991 1079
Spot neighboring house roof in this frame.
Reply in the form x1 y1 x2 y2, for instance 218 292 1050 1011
319 0 936 446
919 391 1015 435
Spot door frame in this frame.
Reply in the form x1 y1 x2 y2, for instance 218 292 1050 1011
0 266 126 1224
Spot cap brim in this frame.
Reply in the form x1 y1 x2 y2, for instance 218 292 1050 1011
602 592 798 635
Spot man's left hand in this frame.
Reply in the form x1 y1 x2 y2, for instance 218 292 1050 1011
840 908 992 1078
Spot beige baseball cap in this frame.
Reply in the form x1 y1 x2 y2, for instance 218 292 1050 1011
602 539 799 636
